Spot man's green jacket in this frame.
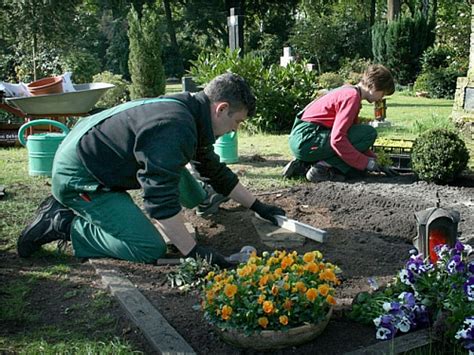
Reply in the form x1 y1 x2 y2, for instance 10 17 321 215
76 91 238 220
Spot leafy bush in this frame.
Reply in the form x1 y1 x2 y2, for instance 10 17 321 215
318 72 343 89
61 50 101 84
411 129 469 184
413 45 467 99
413 73 430 94
202 250 339 332
189 49 318 133
92 71 130 108
338 57 372 84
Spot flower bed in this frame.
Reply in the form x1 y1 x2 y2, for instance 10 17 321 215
350 241 474 351
201 250 340 349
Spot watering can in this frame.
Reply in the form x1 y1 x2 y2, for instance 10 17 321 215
214 131 238 164
18 119 70 177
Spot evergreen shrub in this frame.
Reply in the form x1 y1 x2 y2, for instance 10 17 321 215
411 129 469 184
372 14 434 84
128 4 165 99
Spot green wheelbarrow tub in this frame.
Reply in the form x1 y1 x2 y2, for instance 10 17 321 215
5 83 114 115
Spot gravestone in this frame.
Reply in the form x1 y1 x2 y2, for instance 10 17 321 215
280 47 295 67
228 7 244 56
452 0 474 140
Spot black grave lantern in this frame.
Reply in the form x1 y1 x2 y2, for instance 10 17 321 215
413 207 460 263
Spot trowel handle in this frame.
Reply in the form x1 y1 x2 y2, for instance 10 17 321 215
18 119 70 146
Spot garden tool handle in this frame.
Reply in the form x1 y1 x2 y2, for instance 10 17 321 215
18 119 70 146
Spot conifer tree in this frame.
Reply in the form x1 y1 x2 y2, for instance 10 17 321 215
128 4 166 99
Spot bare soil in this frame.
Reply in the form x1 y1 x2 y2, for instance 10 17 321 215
113 172 474 354
3 171 473 354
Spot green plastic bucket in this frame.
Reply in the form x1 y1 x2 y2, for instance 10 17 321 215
214 131 238 164
18 119 70 177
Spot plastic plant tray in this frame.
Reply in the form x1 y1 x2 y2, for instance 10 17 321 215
372 139 414 172
5 83 114 115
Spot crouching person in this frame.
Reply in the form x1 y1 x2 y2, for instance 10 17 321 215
282 64 396 182
17 73 285 268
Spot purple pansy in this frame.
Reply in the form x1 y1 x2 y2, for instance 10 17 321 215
453 240 465 255
464 276 474 301
399 269 414 285
398 292 416 307
374 315 396 340
435 244 450 259
467 261 474 275
383 301 401 314
447 254 465 274
456 316 474 351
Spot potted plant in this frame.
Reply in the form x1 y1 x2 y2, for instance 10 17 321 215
201 250 340 350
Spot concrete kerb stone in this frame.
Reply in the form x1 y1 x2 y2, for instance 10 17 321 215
90 259 196 355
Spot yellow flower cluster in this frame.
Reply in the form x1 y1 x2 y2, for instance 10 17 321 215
202 250 340 332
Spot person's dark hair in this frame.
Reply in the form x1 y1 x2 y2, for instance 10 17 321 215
204 73 256 117
361 64 395 96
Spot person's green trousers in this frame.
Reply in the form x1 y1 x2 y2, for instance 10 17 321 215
51 99 206 263
288 117 377 174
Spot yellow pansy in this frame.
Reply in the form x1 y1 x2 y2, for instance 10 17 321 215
303 252 315 263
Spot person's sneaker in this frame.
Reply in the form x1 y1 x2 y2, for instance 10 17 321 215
282 159 308 179
196 191 230 217
17 196 74 257
306 164 345 183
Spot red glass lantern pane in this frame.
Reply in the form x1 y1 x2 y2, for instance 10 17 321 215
428 229 449 262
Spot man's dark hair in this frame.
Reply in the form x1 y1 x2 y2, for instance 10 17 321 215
204 73 256 117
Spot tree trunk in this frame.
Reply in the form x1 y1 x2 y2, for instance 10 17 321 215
370 0 376 27
387 0 401 22
162 0 184 76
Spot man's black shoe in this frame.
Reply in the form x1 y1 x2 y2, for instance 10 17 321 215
17 196 74 258
195 183 229 217
282 159 309 179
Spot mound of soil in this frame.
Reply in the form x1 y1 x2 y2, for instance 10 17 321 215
114 173 474 354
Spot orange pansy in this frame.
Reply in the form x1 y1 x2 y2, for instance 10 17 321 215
263 300 274 314
279 315 289 325
221 305 232 320
224 284 238 298
258 317 269 328
318 284 330 297
305 288 318 302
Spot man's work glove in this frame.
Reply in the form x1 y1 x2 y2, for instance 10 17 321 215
367 158 398 177
250 199 286 226
186 244 235 268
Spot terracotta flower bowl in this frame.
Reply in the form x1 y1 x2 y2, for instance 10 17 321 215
216 307 333 350
27 76 64 96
